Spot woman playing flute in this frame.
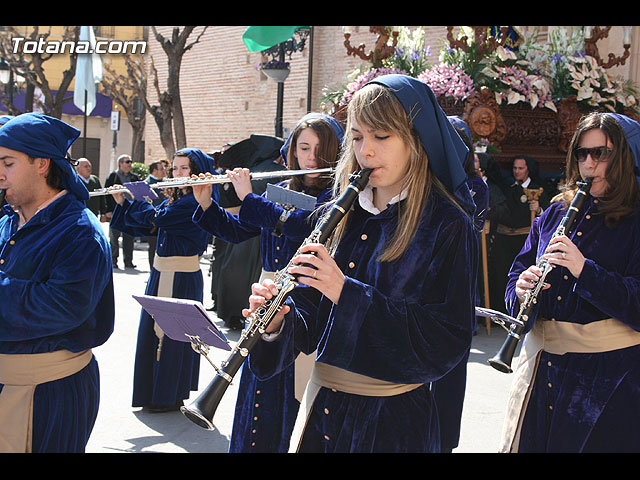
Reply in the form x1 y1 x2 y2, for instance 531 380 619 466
191 113 343 453
110 148 215 412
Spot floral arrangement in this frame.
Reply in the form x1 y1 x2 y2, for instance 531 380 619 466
565 54 637 111
519 27 637 113
484 47 556 111
320 26 639 118
417 63 475 103
383 26 432 77
519 26 585 102
256 59 290 71
474 137 489 152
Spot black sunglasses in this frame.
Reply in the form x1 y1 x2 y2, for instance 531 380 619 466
573 146 613 163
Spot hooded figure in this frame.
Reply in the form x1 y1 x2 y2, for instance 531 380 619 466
369 75 476 216
0 112 89 201
490 153 550 313
0 113 114 452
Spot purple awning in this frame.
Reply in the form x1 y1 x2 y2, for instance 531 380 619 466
1 89 112 117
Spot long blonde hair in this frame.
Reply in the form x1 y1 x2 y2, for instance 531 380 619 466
327 82 452 262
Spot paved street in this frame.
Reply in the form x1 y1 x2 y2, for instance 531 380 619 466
86 229 519 453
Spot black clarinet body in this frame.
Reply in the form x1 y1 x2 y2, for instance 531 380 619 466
181 168 373 430
488 178 592 373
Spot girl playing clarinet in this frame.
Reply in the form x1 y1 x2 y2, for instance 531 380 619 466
245 74 478 453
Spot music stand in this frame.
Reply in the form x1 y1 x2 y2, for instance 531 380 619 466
133 295 231 371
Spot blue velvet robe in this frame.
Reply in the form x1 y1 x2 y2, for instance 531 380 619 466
111 193 209 408
192 185 331 453
430 175 488 451
250 191 477 452
0 193 114 452
505 197 640 452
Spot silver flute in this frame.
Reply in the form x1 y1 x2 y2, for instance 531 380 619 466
88 167 334 197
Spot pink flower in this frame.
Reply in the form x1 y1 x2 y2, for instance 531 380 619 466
417 64 475 103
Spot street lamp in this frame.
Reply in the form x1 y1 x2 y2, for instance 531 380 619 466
260 28 310 137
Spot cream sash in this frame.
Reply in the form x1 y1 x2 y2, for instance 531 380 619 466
0 349 93 453
258 269 315 403
288 362 422 452
500 318 640 452
152 255 201 357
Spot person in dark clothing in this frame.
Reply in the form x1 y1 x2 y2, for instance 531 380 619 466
104 154 140 269
75 158 106 218
143 160 168 269
491 155 550 312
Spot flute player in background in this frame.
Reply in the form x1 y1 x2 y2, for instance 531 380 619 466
191 113 343 453
243 74 478 453
501 112 640 452
0 113 114 452
110 148 215 413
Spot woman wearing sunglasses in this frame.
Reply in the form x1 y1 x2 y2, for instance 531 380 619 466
500 112 640 452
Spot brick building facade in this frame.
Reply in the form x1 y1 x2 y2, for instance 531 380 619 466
143 26 640 163
143 26 451 161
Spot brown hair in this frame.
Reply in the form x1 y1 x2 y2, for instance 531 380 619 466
27 156 63 192
327 82 456 262
560 112 639 227
286 117 340 195
166 151 201 203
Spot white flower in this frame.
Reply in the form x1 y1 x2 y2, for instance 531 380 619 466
496 46 516 61
576 86 594 101
570 70 585 82
507 90 525 104
586 56 600 70
481 66 499 79
532 78 549 91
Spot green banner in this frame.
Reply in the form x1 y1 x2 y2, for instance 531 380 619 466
242 26 309 52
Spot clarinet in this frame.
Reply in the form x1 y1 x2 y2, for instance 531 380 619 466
181 168 373 430
488 178 593 373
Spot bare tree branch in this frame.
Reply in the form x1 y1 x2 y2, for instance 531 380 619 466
0 26 80 118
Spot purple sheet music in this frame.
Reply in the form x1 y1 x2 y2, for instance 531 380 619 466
133 295 231 351
124 181 159 202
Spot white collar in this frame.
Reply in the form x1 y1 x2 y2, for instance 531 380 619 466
515 177 531 188
358 184 408 215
